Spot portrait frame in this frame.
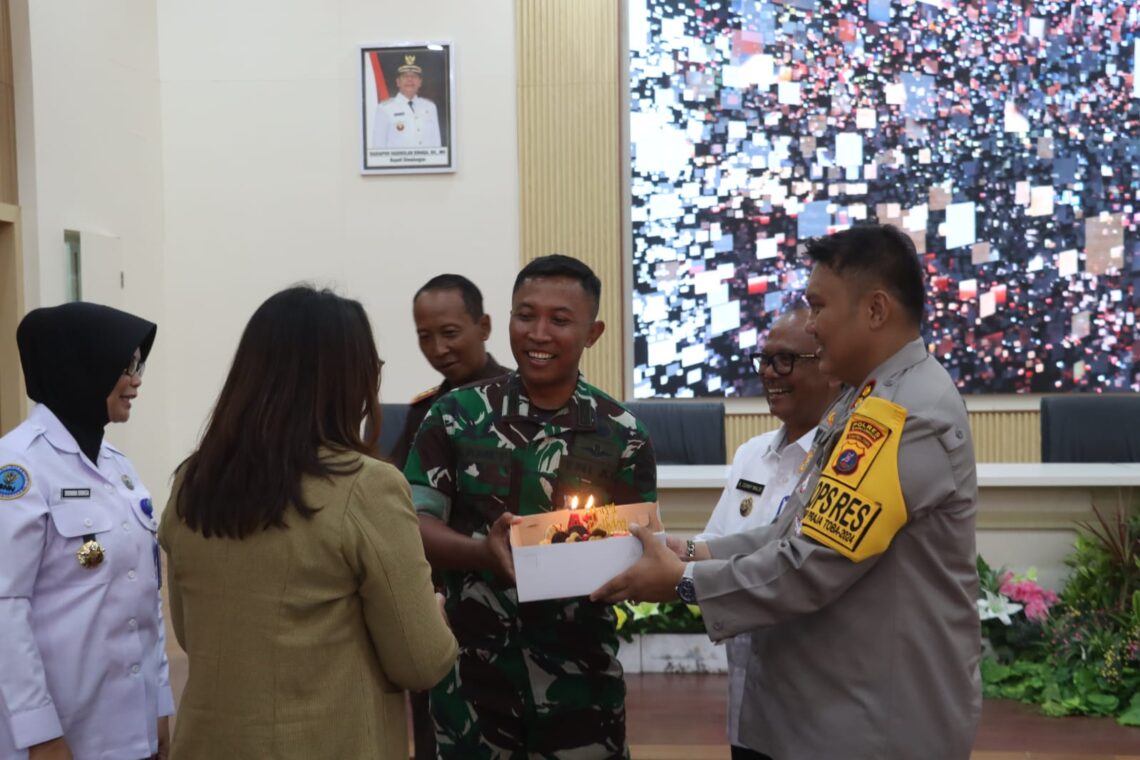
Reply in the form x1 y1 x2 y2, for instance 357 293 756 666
358 41 456 175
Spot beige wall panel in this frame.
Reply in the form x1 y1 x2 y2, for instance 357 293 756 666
724 409 1041 464
969 410 1040 463
0 0 17 204
517 0 623 397
725 413 780 458
0 205 25 434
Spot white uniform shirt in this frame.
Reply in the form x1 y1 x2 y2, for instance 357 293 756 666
694 425 816 747
371 94 441 148
0 404 174 759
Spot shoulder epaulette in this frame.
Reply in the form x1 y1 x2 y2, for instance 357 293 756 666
410 385 441 405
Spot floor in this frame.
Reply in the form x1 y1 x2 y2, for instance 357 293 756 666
623 673 1140 760
167 647 1140 758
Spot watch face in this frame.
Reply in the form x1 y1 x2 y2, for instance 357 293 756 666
676 577 698 604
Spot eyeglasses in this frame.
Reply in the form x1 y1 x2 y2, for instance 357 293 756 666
751 351 818 376
123 357 146 378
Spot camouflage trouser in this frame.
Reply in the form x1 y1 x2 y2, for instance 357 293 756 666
430 642 628 760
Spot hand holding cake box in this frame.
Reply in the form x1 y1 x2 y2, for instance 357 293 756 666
510 496 665 603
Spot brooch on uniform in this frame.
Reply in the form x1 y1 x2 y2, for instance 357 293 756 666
121 474 135 490
739 496 753 517
77 534 106 568
396 121 406 131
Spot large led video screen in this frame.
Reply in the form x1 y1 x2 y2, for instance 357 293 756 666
630 0 1140 397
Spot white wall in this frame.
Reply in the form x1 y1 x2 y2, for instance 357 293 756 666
12 0 172 495
157 0 519 477
13 0 520 504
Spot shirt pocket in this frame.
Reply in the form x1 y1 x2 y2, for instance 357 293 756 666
47 499 115 584
454 444 513 529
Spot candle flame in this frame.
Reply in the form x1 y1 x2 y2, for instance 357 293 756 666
570 495 579 510
585 495 595 510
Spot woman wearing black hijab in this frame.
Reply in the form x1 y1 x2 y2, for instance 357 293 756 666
0 303 173 760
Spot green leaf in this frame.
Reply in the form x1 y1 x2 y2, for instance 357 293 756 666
1119 693 1140 726
629 602 660 620
980 658 1012 684
1000 682 1028 699
1086 693 1119 712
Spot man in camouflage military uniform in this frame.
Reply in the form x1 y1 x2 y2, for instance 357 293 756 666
392 274 509 760
404 255 657 759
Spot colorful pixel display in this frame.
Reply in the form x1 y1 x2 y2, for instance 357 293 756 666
630 0 1140 397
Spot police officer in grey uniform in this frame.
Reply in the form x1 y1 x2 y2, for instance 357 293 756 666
595 224 981 760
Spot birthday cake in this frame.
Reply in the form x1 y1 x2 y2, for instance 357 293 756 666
510 500 664 602
539 503 630 544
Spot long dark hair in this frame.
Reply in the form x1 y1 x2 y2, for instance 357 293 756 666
176 286 383 538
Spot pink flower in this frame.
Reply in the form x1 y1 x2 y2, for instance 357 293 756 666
1024 598 1049 622
998 577 1059 616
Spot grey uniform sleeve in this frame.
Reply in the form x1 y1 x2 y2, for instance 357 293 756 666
704 517 786 558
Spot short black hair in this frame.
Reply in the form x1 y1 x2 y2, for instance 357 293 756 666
803 224 926 325
414 274 484 320
513 254 602 317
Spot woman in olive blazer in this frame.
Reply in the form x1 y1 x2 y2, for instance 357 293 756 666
159 287 457 760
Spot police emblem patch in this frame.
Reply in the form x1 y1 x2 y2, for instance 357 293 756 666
833 448 861 475
0 464 30 500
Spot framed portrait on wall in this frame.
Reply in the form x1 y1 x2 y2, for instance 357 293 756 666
358 41 455 175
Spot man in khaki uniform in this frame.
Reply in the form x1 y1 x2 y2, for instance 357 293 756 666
595 224 981 760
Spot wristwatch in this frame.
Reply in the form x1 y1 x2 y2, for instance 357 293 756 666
675 576 697 604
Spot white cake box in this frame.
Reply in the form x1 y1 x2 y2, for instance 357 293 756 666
510 501 665 603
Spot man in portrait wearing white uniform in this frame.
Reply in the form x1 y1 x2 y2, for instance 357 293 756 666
692 306 837 759
372 55 442 149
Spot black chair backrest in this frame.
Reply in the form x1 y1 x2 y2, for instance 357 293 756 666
1040 395 1140 462
377 403 410 459
623 401 727 465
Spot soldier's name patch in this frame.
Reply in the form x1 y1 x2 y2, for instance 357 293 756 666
0 464 30 500
61 488 92 499
736 479 765 495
